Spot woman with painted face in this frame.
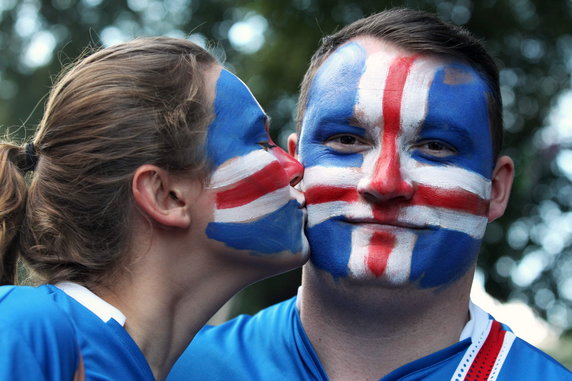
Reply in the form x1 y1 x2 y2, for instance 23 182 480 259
0 37 308 380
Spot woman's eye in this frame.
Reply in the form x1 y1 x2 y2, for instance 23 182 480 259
325 134 370 153
414 140 456 157
257 142 277 151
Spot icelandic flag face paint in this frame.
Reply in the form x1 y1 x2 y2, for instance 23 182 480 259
205 69 307 257
298 39 494 288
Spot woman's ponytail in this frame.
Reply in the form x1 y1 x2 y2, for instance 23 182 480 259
0 141 34 285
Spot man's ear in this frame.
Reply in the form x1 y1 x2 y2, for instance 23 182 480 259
132 165 192 229
287 133 298 158
487 155 514 222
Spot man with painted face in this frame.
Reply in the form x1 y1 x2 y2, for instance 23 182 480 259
168 8 571 380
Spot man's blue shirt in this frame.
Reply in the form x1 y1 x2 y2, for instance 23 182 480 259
168 296 571 381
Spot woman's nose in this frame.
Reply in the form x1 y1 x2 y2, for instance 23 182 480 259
271 146 304 187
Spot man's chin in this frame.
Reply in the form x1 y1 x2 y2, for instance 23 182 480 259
338 273 416 290
306 261 417 290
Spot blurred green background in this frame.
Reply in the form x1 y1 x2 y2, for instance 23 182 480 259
1 0 571 367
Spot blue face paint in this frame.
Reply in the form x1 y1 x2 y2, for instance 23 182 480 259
298 42 367 169
206 200 304 255
306 219 353 278
206 70 268 167
418 64 494 177
410 229 481 288
297 42 367 278
205 70 306 256
300 40 494 288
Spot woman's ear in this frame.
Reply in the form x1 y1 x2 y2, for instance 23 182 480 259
487 155 514 222
131 165 193 229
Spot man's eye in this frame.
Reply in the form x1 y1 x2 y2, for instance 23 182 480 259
338 136 357 145
414 140 456 157
325 134 370 153
257 142 277 151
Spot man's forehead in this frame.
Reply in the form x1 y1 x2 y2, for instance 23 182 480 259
307 39 488 128
442 65 480 85
321 38 482 85
314 36 412 80
345 35 409 57
302 36 492 147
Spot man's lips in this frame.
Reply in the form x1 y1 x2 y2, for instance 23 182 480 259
341 217 425 230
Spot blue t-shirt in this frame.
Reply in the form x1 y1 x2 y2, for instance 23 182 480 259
0 285 154 380
168 297 571 381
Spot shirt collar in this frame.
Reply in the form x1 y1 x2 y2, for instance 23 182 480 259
459 301 490 341
56 281 126 326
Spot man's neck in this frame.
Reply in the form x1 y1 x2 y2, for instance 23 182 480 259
298 264 473 381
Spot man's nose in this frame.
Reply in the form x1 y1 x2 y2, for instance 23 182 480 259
357 145 413 202
271 146 304 187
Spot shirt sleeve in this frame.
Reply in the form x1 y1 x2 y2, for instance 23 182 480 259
0 286 81 381
0 324 80 381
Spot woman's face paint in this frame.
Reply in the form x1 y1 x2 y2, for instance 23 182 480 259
298 38 494 288
205 69 308 259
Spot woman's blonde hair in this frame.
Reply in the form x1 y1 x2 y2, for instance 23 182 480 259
0 37 217 287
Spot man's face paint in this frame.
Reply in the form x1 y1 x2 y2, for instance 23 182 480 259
298 39 494 288
205 69 307 257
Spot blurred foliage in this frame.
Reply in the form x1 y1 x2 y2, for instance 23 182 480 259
1 0 572 348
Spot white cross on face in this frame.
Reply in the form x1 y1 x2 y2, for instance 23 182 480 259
298 38 494 288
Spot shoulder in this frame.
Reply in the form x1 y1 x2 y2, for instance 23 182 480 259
168 297 303 381
455 303 571 380
497 336 572 380
488 310 572 379
193 296 297 352
0 285 81 381
197 296 297 344
0 285 75 333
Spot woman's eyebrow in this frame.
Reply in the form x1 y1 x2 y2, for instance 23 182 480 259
264 116 272 132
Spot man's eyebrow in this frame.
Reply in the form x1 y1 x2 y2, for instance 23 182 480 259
347 115 362 127
422 121 473 143
446 124 471 139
